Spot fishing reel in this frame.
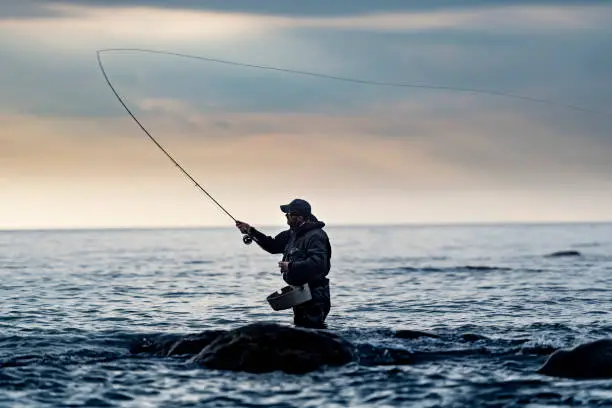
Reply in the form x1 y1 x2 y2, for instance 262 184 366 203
242 234 253 245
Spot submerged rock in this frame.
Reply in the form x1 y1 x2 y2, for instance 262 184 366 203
460 333 490 342
545 250 582 258
394 329 440 340
537 339 612 379
188 322 356 374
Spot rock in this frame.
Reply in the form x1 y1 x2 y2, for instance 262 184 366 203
188 322 356 374
395 329 440 340
545 250 582 258
537 339 612 379
461 333 490 342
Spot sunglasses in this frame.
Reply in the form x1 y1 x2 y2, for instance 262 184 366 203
285 213 301 217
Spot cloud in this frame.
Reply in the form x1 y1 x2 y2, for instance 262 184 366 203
2 1 610 119
3 97 611 189
0 4 272 45
5 2 612 36
0 4 288 117
0 0 66 19
7 0 608 18
292 6 612 33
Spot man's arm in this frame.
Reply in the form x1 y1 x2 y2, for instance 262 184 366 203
283 233 330 286
236 220 289 255
250 228 290 255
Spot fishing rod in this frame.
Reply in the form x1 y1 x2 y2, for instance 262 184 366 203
96 50 254 244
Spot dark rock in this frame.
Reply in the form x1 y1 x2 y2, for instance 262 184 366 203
537 339 612 379
188 322 356 374
461 333 490 342
395 329 440 340
545 250 582 258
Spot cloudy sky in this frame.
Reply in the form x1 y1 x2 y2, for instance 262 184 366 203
1 1 611 229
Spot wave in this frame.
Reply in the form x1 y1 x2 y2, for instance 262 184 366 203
374 265 523 274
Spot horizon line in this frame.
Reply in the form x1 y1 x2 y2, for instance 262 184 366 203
1 219 611 233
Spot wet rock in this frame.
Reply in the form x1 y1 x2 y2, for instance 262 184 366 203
461 333 490 342
537 339 612 379
395 329 440 340
188 322 356 374
545 250 582 258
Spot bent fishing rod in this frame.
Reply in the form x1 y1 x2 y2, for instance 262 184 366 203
96 50 254 244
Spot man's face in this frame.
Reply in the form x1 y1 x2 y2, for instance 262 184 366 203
285 212 305 228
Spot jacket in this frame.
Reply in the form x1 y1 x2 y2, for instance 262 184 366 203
249 218 331 287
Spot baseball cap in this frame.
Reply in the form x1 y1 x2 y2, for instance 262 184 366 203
280 198 311 217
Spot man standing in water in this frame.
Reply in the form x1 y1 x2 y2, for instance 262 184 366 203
235 199 332 328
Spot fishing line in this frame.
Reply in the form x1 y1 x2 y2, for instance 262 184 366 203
95 48 610 240
97 48 611 119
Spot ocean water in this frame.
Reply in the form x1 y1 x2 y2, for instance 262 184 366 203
1 223 612 407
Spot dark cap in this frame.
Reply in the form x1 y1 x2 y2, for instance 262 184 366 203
280 198 311 217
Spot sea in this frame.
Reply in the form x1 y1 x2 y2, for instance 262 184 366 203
1 222 611 407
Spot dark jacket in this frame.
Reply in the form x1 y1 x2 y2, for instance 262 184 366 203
249 218 331 287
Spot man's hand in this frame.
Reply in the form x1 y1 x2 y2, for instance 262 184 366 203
235 220 251 234
278 261 290 273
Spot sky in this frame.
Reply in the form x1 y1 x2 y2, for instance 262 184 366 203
1 0 611 229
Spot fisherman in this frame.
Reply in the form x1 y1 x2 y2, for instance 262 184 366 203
235 199 332 328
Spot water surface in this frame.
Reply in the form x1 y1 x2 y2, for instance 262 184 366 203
2 223 612 407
